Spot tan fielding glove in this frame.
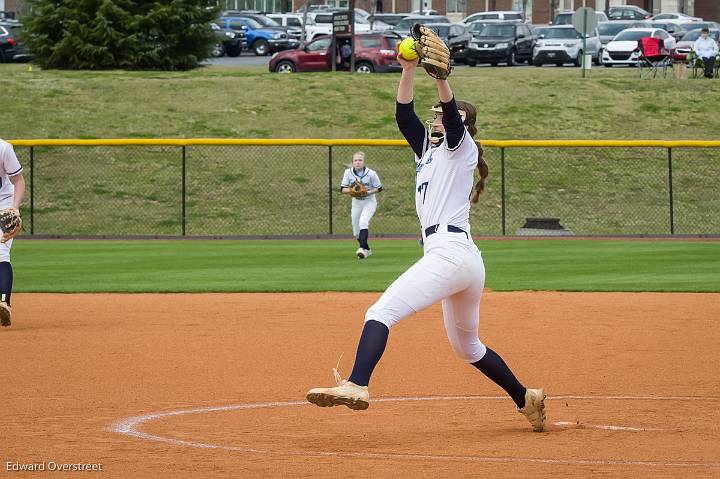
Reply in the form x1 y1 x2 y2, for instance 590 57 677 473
0 208 21 243
412 24 452 80
348 180 368 198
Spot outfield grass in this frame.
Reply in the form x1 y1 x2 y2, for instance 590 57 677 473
2 64 720 140
12 239 720 292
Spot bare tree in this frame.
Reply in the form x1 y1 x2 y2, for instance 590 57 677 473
300 0 317 42
13 0 32 18
550 0 559 22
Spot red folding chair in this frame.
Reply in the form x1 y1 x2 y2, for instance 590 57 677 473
637 36 671 78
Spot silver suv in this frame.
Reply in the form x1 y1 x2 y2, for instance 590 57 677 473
532 25 601 66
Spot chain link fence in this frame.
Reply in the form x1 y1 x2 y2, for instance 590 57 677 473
9 139 720 237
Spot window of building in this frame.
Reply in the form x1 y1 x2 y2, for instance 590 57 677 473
447 0 466 13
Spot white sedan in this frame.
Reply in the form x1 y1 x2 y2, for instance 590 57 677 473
602 28 676 66
650 12 703 22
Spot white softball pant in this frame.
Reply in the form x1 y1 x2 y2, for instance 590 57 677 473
365 231 487 363
0 196 14 263
351 195 377 237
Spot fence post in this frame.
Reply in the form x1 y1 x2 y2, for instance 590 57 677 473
668 147 674 235
182 146 186 236
328 145 333 235
30 146 34 235
501 147 506 236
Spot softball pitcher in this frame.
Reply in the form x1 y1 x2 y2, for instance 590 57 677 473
0 139 25 328
307 26 546 432
340 152 382 259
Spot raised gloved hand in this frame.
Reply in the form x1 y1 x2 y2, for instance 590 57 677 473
412 24 452 80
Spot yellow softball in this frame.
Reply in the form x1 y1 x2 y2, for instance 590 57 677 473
398 37 418 61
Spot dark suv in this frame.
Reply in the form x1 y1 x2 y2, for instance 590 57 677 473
269 32 402 73
0 21 27 62
466 22 535 66
423 23 471 64
210 22 247 57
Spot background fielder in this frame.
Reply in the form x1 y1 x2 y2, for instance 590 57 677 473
340 152 382 259
0 139 25 327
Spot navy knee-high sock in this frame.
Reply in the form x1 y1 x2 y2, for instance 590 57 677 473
348 320 389 387
472 347 527 408
0 262 13 306
358 229 370 250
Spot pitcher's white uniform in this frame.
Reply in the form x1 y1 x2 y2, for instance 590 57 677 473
365 129 487 363
340 167 382 237
0 141 23 262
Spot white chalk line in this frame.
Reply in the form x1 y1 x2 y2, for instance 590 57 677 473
553 421 651 432
110 395 720 469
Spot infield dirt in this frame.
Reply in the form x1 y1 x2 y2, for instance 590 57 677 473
2 292 719 478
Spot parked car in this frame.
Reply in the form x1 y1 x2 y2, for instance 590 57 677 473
533 24 601 66
598 20 650 47
466 21 535 66
0 21 27 62
674 28 720 61
531 25 551 38
552 10 608 26
268 32 402 73
676 22 719 36
307 11 374 33
219 16 300 55
296 4 336 12
243 14 303 41
210 22 247 57
0 24 17 62
462 10 525 24
353 8 392 30
368 13 407 27
602 28 676 66
267 13 332 41
392 15 451 36
422 23 471 63
608 6 652 21
410 9 442 16
650 12 702 22
650 21 683 41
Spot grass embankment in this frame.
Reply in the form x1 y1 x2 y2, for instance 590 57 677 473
1 65 719 140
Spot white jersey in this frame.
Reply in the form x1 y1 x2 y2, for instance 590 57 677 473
0 140 23 201
414 129 477 234
340 167 382 199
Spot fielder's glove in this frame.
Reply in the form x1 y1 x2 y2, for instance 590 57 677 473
412 24 452 80
0 208 21 243
348 180 368 198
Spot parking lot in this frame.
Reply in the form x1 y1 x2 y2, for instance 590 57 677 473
202 52 636 69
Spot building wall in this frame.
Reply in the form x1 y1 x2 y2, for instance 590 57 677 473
694 0 718 20
293 0 713 16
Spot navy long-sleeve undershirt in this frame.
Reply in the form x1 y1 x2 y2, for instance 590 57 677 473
396 97 465 156
395 100 427 159
439 97 465 150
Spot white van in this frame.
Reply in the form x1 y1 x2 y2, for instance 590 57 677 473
463 11 525 25
267 13 332 41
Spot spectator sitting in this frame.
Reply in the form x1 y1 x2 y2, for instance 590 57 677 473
340 41 352 69
693 28 718 78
